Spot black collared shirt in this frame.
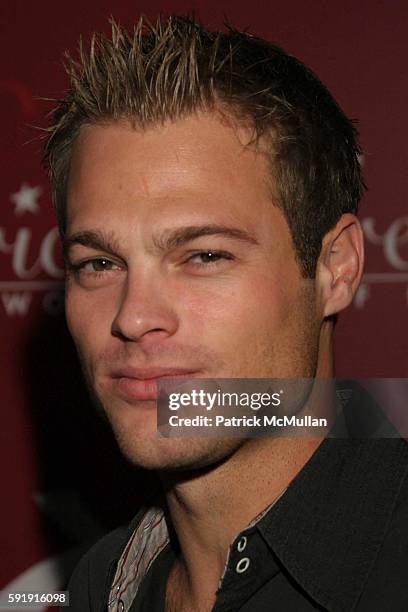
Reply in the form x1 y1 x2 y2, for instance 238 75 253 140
126 437 408 611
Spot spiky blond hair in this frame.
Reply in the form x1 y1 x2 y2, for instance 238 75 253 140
43 14 364 277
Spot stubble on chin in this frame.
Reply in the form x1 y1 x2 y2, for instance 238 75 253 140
112 416 245 472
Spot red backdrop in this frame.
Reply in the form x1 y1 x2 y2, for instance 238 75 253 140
1 0 407 601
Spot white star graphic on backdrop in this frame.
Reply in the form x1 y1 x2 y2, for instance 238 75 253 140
10 182 42 215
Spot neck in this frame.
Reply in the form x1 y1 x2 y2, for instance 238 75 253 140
161 437 322 609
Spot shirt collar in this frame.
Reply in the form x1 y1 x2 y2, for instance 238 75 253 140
258 437 408 611
109 506 169 611
108 493 284 612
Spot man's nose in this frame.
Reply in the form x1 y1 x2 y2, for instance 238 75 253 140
111 270 179 343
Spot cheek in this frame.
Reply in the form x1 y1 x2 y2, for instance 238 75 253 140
65 286 116 354
180 270 295 342
184 273 296 332
180 268 317 377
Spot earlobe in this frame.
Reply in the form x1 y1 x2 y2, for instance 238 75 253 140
317 214 364 318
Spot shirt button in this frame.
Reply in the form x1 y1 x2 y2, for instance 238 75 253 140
236 557 250 573
118 600 125 612
237 536 247 552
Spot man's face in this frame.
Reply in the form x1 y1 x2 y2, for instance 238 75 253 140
65 113 320 470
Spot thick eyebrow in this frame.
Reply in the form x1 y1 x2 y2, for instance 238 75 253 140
62 224 259 261
62 230 121 261
152 225 259 251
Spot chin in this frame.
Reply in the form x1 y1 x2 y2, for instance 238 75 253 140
114 431 243 473
93 388 241 472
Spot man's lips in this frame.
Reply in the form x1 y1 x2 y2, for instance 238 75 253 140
109 367 200 401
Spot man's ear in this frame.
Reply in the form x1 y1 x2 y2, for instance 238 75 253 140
316 213 364 318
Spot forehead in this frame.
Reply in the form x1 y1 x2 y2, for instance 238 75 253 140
66 113 275 223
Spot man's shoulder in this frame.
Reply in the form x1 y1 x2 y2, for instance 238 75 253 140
358 449 408 609
67 508 146 612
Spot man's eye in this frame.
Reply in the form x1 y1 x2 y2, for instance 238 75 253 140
68 258 121 274
186 251 233 265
